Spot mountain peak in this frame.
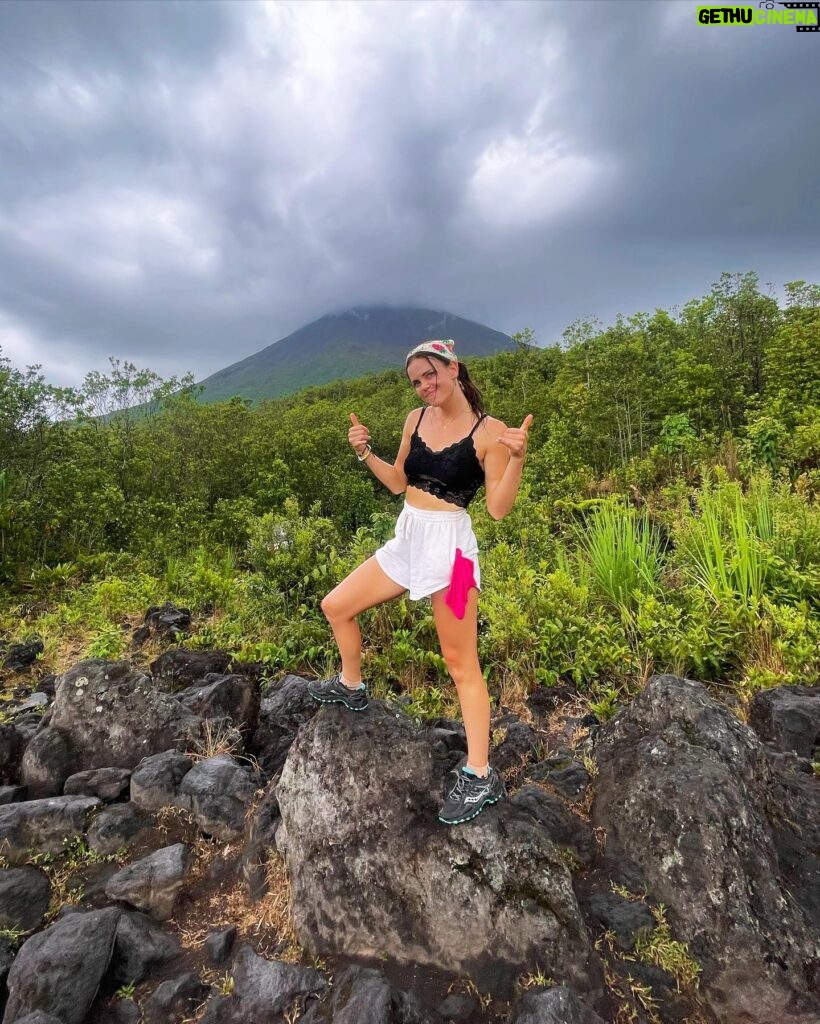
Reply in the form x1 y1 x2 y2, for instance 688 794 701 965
198 305 512 403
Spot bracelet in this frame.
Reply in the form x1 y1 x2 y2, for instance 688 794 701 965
356 444 373 462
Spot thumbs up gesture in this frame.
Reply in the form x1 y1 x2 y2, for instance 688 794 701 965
348 413 371 456
497 414 533 460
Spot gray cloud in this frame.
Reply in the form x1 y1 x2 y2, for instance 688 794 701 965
0 0 817 386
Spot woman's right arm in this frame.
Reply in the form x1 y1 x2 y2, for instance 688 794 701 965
349 410 416 495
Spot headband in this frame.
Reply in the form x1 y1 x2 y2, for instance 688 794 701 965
405 339 457 366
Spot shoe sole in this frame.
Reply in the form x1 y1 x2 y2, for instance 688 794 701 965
309 691 368 712
438 793 503 826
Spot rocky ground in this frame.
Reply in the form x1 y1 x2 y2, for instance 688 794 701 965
0 614 818 1024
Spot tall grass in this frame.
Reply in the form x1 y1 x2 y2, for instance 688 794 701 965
573 500 665 615
676 476 772 608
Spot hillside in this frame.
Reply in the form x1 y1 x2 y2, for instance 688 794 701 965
197 305 513 402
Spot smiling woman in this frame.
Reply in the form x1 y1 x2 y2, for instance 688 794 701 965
306 337 533 827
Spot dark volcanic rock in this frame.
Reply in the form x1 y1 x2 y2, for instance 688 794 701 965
436 992 479 1022
750 684 819 759
240 776 281 901
490 717 541 775
130 750 192 811
277 703 603 1001
150 649 231 691
0 866 50 932
176 673 260 736
252 675 320 777
0 724 23 785
109 910 181 986
105 844 191 920
511 785 596 865
177 754 257 840
584 891 655 952
204 927 236 966
765 750 820 937
2 639 43 672
142 972 209 1024
301 964 431 1024
592 673 819 1024
63 767 131 800
20 727 70 798
87 803 148 856
48 660 202 772
201 946 327 1024
144 603 191 639
3 907 120 1024
509 985 605 1023
0 785 26 804
0 795 100 864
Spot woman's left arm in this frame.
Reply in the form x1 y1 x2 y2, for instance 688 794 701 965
483 414 533 520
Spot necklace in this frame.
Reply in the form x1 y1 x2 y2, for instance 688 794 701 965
436 407 472 428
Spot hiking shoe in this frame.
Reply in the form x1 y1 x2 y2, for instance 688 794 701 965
438 766 505 825
307 673 369 712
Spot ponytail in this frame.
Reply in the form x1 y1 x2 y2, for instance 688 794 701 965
457 362 486 419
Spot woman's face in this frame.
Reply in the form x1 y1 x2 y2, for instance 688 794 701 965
406 356 458 405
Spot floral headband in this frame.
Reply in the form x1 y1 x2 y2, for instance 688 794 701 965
405 339 457 366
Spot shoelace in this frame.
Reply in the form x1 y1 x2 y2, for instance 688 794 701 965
448 771 468 799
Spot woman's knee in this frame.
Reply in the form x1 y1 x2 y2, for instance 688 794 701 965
441 649 481 685
320 591 347 623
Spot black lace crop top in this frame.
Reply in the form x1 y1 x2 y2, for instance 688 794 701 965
403 408 487 509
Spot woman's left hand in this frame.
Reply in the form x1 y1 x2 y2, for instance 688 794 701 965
497 414 533 460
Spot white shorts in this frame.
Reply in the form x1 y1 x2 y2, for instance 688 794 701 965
374 502 481 602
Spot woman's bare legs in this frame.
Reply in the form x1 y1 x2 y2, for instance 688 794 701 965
321 556 407 683
430 587 490 771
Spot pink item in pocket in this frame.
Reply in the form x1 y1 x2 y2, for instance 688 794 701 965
445 548 477 619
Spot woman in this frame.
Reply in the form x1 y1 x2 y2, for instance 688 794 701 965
308 339 532 825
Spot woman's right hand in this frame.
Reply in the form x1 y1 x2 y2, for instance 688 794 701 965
349 413 371 456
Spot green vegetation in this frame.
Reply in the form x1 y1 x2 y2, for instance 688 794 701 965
1 273 818 709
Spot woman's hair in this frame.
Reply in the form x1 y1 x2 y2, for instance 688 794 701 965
409 353 486 419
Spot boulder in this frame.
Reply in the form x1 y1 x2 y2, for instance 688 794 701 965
130 750 192 811
20 728 70 798
2 640 43 672
150 649 231 691
63 767 131 800
3 907 120 1024
105 844 191 921
0 796 99 864
142 972 209 1024
48 660 202 772
583 891 655 952
200 946 327 1023
0 725 23 785
435 993 479 1023
511 785 596 865
204 926 236 966
108 910 180 986
509 986 605 1024
749 684 819 759
592 673 819 1024
87 803 149 857
253 675 320 777
277 704 603 1000
0 785 26 805
177 755 257 840
300 964 431 1024
0 866 50 933
176 673 260 736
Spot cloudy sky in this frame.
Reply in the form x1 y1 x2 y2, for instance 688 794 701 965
1 0 818 387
